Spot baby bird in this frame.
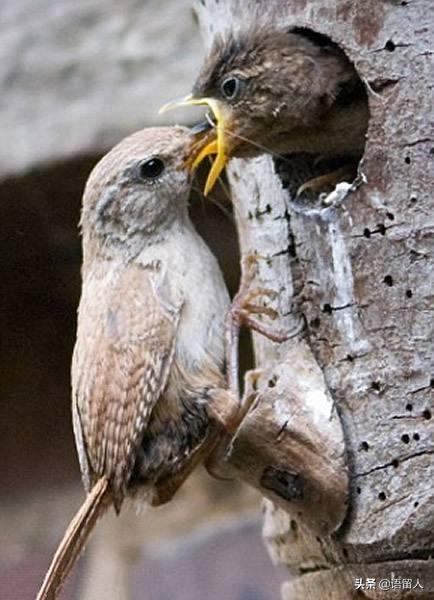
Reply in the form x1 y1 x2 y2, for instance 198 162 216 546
37 126 238 599
163 28 368 194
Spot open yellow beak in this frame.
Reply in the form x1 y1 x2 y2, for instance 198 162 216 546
159 94 228 195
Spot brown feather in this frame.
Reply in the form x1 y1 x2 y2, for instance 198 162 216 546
36 477 110 600
72 262 180 509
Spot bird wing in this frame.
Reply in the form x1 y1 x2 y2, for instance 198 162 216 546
72 261 182 508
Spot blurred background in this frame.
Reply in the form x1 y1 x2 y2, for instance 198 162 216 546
0 2 286 599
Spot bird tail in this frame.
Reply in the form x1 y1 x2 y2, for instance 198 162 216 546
36 476 111 600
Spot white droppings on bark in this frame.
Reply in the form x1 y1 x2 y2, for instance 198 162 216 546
370 190 389 211
320 182 352 206
327 217 370 355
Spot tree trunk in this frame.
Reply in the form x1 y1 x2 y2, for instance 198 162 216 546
194 0 434 598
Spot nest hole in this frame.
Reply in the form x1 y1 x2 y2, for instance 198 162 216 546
401 434 410 444
273 28 368 206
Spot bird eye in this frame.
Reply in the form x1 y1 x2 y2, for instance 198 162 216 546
138 157 165 180
220 76 242 101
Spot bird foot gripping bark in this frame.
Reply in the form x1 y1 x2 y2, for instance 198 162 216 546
225 254 300 399
205 255 304 479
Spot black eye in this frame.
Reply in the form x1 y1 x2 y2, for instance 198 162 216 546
138 157 165 180
221 76 241 100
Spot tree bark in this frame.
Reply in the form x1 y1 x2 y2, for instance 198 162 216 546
194 1 434 598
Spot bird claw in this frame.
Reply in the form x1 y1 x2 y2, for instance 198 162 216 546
225 254 292 398
229 255 284 339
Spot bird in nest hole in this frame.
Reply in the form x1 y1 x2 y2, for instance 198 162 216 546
162 27 369 196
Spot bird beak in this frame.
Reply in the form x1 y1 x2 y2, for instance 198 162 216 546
160 94 229 196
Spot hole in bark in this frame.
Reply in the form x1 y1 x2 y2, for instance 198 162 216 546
406 403 413 412
430 378 434 388
363 227 371 238
268 375 278 388
401 434 410 444
406 289 413 298
413 433 420 441
378 491 386 501
430 147 434 155
392 459 399 468
410 195 418 204
261 467 304 501
377 223 387 235
371 381 381 391
346 354 354 362
290 519 298 533
405 156 411 164
342 548 349 558
423 409 432 420
383 275 394 286
386 212 395 220
271 29 368 204
385 39 396 51
322 303 332 314
414 501 419 508
310 317 321 328
360 441 369 451
356 486 362 494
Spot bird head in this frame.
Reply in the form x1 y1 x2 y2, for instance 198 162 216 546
161 28 360 194
161 29 287 195
81 126 202 255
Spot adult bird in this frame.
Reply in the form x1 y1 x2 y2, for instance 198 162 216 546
162 28 368 195
36 126 236 599
36 125 282 599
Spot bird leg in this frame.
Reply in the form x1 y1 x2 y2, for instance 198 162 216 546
296 163 356 197
206 256 304 479
226 255 291 401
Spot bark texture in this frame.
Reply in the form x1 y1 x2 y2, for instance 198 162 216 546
194 0 434 598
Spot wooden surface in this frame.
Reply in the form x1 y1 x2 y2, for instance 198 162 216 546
194 0 434 597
